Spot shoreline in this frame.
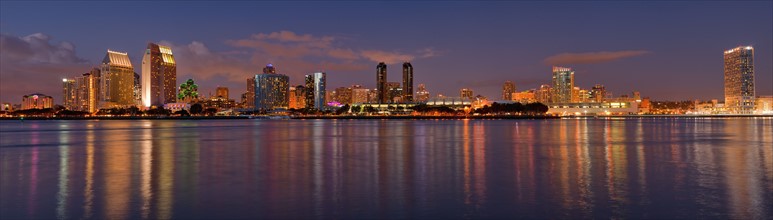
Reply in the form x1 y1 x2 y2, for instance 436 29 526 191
1 114 771 120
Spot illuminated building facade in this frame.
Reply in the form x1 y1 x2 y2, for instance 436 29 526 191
536 84 552 104
62 78 77 110
402 62 413 102
376 62 388 103
245 77 256 109
513 90 536 103
141 43 177 108
460 88 474 99
289 86 307 109
74 68 101 112
335 87 353 105
551 66 574 103
101 50 135 108
502 80 515 100
416 84 430 103
387 82 402 103
590 84 606 103
756 96 773 114
351 85 370 104
304 72 326 109
254 64 290 110
216 87 229 99
724 46 755 114
22 93 53 110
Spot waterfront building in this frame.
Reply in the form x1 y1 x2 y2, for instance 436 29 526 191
402 62 414 102
2 103 12 112
502 81 515 101
376 62 388 103
547 101 639 116
415 84 430 103
351 85 370 104
288 86 305 109
426 96 472 110
245 77 256 109
141 43 177 108
387 82 402 103
133 72 141 106
590 84 606 103
551 66 574 103
335 87 353 105
724 46 755 114
202 96 236 110
756 96 773 114
460 88 474 99
22 93 53 110
163 103 190 112
75 68 101 112
216 87 229 99
62 78 76 110
513 90 536 103
254 64 290 110
101 50 135 108
536 84 552 104
304 72 326 109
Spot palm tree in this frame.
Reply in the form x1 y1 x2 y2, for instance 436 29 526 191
178 79 199 103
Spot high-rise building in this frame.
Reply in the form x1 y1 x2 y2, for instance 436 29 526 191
402 62 413 102
376 62 388 103
304 72 326 109
101 50 135 108
724 46 755 114
590 84 606 103
502 80 515 101
133 72 141 106
460 88 474 99
21 93 53 110
245 77 256 109
571 87 581 103
75 68 101 112
579 89 591 103
216 87 229 99
536 84 552 104
141 43 177 108
62 78 76 110
335 87 353 105
289 85 307 109
254 64 290 110
551 66 574 103
351 85 370 104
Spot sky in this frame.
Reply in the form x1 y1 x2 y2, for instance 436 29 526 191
1 1 771 105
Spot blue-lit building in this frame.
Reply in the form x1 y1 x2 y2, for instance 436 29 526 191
304 72 326 109
254 64 289 110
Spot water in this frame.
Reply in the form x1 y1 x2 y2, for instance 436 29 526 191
1 118 771 219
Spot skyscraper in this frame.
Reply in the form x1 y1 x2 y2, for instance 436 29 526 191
245 77 256 109
460 88 474 99
304 72 326 109
62 78 76 110
351 85 370 104
376 62 387 103
141 43 177 108
724 46 755 114
502 80 515 100
101 50 135 108
402 62 414 102
254 64 290 110
75 68 100 112
551 66 574 103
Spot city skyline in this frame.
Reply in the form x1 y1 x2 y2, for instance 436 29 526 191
1 1 772 105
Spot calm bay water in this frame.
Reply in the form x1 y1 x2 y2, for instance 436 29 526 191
1 118 771 219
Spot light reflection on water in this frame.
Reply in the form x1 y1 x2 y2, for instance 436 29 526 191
0 118 771 219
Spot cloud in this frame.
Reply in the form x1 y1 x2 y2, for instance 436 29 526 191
0 33 91 104
543 50 650 65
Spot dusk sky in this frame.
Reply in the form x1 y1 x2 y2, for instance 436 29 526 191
1 1 771 105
